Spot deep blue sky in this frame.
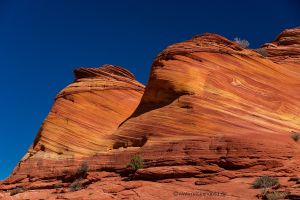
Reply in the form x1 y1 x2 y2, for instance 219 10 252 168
0 0 299 180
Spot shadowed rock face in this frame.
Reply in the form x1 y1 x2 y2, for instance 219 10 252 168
1 27 300 200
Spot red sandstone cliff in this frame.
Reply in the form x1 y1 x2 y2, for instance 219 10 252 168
1 27 300 200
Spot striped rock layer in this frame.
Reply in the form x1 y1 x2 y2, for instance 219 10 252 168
28 64 144 158
113 30 300 153
1 27 300 200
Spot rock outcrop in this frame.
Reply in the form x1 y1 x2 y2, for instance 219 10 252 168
1 27 300 200
30 64 144 157
262 26 300 64
0 64 144 188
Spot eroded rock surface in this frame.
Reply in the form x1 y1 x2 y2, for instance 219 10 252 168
1 27 300 200
31 64 144 157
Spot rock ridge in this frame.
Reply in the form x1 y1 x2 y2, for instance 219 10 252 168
1 27 300 200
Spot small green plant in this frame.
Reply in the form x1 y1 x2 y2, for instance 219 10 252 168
10 187 24 196
53 184 63 189
76 161 89 177
291 132 300 142
252 176 279 189
264 191 287 200
128 154 144 171
255 48 268 57
69 179 83 192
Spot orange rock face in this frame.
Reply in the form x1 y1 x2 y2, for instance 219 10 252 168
29 64 144 157
112 30 300 178
1 27 300 200
263 26 300 64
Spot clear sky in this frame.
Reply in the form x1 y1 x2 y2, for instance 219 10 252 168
0 0 299 180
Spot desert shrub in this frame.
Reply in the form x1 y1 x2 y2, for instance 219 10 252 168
291 132 300 142
252 176 279 189
264 191 287 200
10 187 24 196
69 179 83 192
53 184 63 189
234 37 250 48
128 154 144 171
76 161 89 177
255 48 268 57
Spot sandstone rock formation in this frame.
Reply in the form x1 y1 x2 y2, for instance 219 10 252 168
31 64 144 157
1 27 300 200
262 26 300 64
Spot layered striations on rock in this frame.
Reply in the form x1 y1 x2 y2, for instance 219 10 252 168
1 27 300 200
29 64 144 158
262 26 300 64
113 32 300 155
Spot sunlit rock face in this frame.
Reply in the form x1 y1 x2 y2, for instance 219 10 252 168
262 26 300 64
29 64 145 158
1 27 300 200
113 32 300 157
